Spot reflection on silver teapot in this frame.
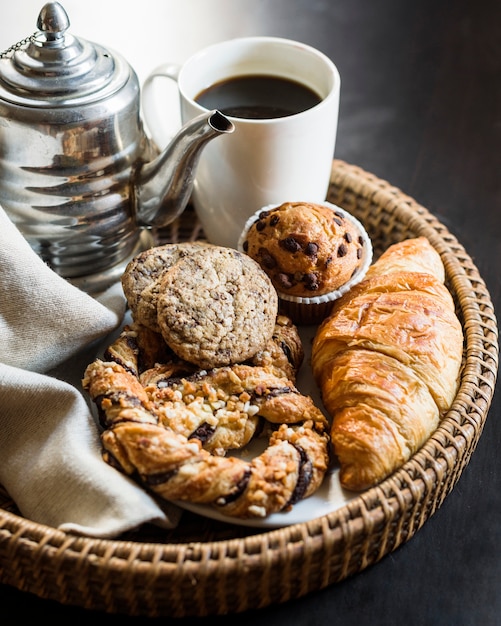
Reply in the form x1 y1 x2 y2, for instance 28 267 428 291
0 2 234 292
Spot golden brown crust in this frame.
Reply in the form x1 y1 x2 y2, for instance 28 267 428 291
83 357 330 519
247 314 304 381
103 323 179 378
100 419 328 516
311 237 463 491
94 315 307 458
365 237 445 282
316 348 439 491
241 202 364 297
105 315 303 382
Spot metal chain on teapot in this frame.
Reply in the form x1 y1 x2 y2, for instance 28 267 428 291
0 33 37 59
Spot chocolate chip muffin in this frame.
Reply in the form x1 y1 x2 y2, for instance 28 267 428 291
241 201 364 297
239 201 373 324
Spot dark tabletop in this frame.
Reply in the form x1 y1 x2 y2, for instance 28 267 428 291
2 0 500 624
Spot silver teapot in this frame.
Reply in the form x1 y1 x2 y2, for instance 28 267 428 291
0 2 234 292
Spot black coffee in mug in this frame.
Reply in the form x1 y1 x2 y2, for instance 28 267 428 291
195 74 322 119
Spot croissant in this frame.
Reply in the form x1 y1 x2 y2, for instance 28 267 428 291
311 237 463 491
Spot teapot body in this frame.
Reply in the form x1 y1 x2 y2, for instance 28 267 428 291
0 3 234 292
0 51 155 283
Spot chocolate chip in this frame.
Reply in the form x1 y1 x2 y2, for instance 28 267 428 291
344 232 353 243
259 247 277 269
357 247 363 259
280 236 302 253
303 273 320 291
358 235 364 245
287 444 313 506
243 240 249 252
256 220 266 232
144 469 179 486
337 243 348 257
270 214 280 226
216 468 251 505
103 451 126 472
304 242 319 257
189 422 216 444
279 340 294 365
276 273 295 289
333 217 343 226
265 385 295 398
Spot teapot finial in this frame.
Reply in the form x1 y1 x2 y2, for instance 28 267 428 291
37 2 70 41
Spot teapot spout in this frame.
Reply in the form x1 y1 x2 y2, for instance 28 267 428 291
135 109 234 228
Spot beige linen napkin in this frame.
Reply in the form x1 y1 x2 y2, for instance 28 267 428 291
0 206 181 536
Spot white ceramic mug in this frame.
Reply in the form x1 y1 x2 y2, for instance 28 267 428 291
142 36 340 248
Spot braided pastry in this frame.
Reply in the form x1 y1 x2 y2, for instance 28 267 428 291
83 313 329 518
104 322 196 380
311 237 463 491
83 358 329 518
105 314 304 383
98 315 305 456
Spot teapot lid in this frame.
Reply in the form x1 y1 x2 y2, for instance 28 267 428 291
0 2 131 107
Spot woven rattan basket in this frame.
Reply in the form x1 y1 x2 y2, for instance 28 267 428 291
0 160 497 618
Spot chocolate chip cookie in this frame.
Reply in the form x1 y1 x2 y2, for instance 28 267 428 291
121 241 213 331
156 246 278 369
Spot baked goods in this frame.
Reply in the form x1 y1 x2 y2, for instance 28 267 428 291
311 237 464 491
99 314 305 453
364 236 446 282
82 302 330 518
104 315 304 385
121 241 212 332
238 201 372 324
241 201 364 296
103 321 181 378
155 246 278 369
83 351 329 518
121 243 279 369
101 419 329 519
248 314 304 382
83 303 330 518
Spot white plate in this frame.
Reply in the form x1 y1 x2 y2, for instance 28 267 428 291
173 325 357 528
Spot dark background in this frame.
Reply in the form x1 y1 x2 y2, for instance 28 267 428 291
1 0 500 624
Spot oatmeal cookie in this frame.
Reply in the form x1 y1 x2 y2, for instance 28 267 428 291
121 241 212 331
156 246 278 369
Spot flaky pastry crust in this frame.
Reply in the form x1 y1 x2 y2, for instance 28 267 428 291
83 315 329 519
311 237 463 491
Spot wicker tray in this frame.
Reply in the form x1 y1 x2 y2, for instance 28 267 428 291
0 160 498 618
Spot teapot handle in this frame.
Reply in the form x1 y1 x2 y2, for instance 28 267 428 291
142 63 182 150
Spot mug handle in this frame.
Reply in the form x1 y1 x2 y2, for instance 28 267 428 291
141 63 182 150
